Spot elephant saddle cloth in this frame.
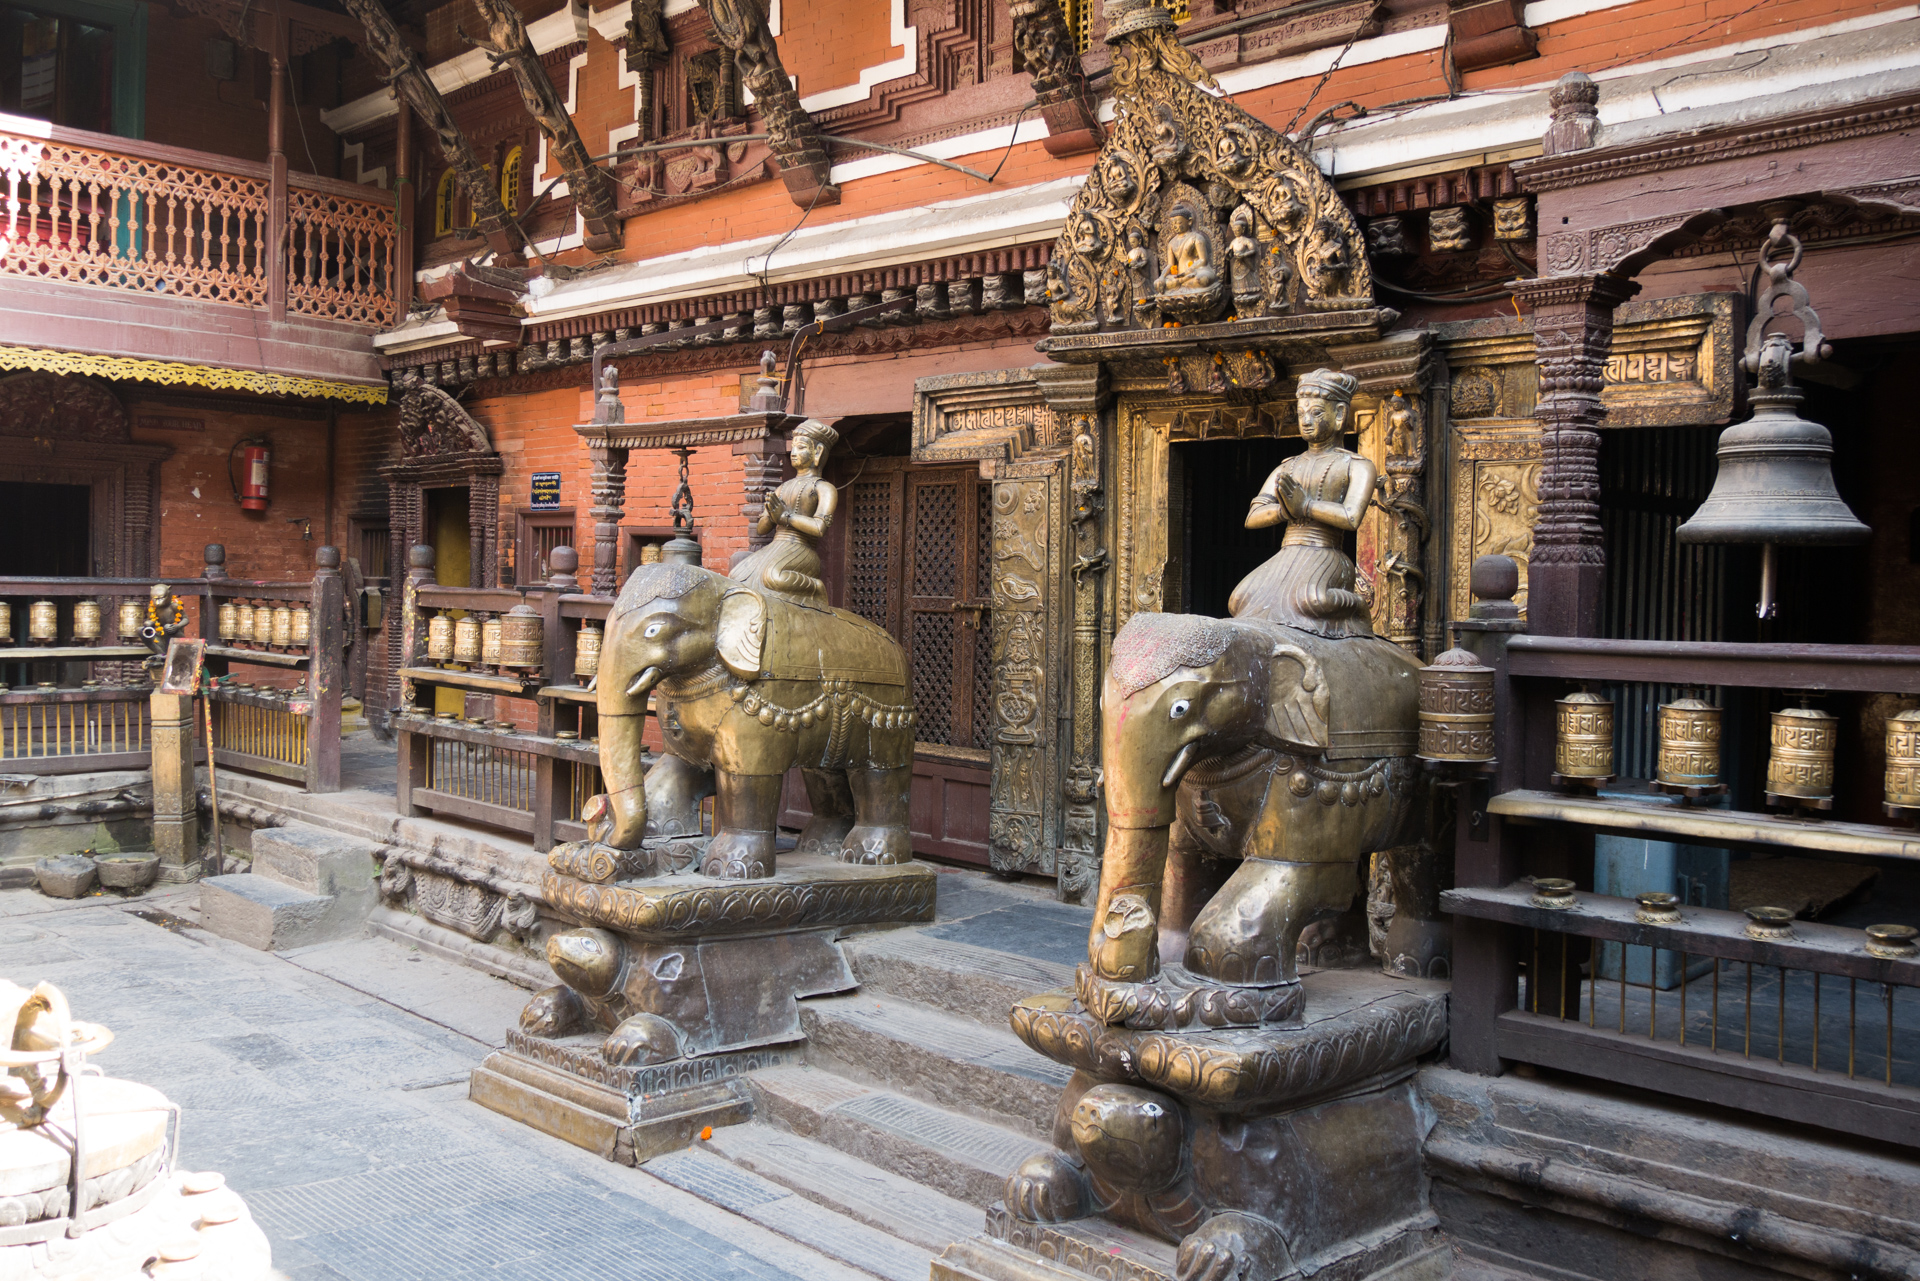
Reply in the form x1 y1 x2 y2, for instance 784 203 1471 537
751 603 909 688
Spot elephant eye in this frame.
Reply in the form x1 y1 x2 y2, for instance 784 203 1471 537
643 622 665 639
1170 699 1190 719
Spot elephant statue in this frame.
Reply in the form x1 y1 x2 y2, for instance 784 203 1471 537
593 557 917 879
1082 608 1425 1028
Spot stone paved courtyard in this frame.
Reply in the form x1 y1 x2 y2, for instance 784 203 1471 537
2 887 882 1281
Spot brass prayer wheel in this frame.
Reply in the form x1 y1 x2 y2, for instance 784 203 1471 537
574 622 602 680
72 600 101 640
481 617 503 666
1655 697 1722 790
234 603 254 644
500 602 544 669
119 600 143 639
452 615 481 664
426 613 454 661
0 601 11 643
217 602 238 640
29 600 56 642
1884 709 1920 811
1554 689 1614 781
291 606 310 647
270 606 293 648
1767 704 1836 805
640 542 663 566
251 603 274 645
1416 647 1495 763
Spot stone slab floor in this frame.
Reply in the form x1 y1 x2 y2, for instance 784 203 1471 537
1 886 885 1281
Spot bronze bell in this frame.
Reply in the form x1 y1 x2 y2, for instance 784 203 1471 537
1676 217 1868 618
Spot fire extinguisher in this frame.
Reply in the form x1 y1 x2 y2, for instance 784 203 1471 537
229 437 271 512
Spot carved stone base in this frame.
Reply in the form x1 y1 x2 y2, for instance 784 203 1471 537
1075 962 1303 1031
470 1035 789 1166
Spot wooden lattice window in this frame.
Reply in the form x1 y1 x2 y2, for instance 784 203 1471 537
515 510 577 585
434 169 457 237
499 146 523 216
355 521 389 580
902 468 993 752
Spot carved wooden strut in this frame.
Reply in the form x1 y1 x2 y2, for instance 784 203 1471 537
337 0 528 260
1008 0 1104 158
464 0 626 252
697 0 838 207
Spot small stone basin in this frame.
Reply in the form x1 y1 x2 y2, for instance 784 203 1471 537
96 852 160 890
34 853 96 898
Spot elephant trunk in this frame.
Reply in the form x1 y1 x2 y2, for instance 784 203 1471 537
596 655 661 850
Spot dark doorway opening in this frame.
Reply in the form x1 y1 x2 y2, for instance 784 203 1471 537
1175 436 1305 619
0 481 89 576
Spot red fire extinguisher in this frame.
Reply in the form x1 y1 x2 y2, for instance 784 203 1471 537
230 437 271 512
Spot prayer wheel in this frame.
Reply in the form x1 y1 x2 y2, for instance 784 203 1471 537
0 601 11 643
1554 689 1614 782
453 615 481 664
291 606 310 647
500 602 544 670
1884 709 1920 813
29 600 56 643
1416 647 1495 763
1766 704 1836 806
481 617 503 666
426 613 454 662
119 600 144 639
640 542 663 566
574 623 602 681
234 604 254 645
270 606 293 648
251 603 273 645
1655 697 1722 791
72 600 101 641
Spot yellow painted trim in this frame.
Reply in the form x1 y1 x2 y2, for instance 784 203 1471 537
0 345 388 405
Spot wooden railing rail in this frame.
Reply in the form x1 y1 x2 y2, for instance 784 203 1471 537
0 112 394 327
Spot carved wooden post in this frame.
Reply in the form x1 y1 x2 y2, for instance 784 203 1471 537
1009 0 1103 158
150 690 200 883
396 544 435 815
1509 272 1638 637
393 93 415 321
588 443 627 596
265 13 290 322
735 438 788 564
697 0 838 206
307 546 344 793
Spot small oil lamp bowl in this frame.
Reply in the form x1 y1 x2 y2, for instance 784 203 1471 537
1864 923 1918 960
1743 905 1795 941
1530 878 1577 909
1635 891 1681 925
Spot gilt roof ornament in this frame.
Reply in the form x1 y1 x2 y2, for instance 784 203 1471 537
1047 0 1372 335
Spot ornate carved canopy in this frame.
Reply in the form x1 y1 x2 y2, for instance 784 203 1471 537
396 383 493 458
1045 0 1373 338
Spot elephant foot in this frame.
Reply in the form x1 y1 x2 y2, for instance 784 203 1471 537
701 831 775 879
1076 964 1302 1030
838 824 913 865
1382 915 1452 979
1174 1212 1292 1281
603 1013 684 1066
1004 1150 1094 1223
519 985 589 1038
794 813 855 859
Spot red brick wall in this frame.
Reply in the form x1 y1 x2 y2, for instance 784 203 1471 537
140 10 342 176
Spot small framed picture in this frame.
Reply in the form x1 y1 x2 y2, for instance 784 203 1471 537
157 639 206 695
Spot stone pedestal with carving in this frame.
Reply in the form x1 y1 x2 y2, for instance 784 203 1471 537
471 851 934 1164
148 691 200 883
933 971 1450 1281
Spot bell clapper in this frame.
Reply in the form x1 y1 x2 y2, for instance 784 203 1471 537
1757 543 1778 620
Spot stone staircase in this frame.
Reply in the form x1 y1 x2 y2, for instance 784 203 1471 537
199 822 382 950
644 895 1085 1281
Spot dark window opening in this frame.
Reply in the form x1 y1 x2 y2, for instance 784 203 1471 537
0 480 89 576
0 7 114 134
1175 436 1305 620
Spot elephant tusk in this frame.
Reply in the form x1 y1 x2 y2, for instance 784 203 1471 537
626 666 663 698
1162 742 1203 790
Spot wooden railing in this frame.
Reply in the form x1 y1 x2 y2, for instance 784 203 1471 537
1447 622 1920 1148
0 114 394 326
393 545 656 851
0 544 348 790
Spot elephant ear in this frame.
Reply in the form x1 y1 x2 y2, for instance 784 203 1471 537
716 588 768 680
1265 642 1330 751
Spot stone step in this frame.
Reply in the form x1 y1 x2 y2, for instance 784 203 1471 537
799 992 1072 1137
644 1147 935 1281
845 929 1075 1029
701 1122 983 1254
750 1065 1046 1209
250 821 381 898
199 874 357 952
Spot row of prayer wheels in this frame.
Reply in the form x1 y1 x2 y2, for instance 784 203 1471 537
1415 646 1920 815
424 603 545 670
0 599 156 644
217 601 312 650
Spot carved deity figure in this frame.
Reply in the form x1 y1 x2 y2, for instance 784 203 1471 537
1154 201 1217 299
1229 369 1376 637
1124 224 1153 314
730 419 839 601
1227 204 1260 315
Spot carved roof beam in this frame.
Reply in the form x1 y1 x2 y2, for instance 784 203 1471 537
697 0 838 208
1009 0 1104 159
464 0 626 253
338 0 530 263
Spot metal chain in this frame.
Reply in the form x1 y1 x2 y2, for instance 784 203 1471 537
1284 28 1365 136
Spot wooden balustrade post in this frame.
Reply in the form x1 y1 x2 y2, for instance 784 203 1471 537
150 690 200 883
528 545 579 852
307 546 344 793
395 544 435 816
392 93 415 321
265 13 290 322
